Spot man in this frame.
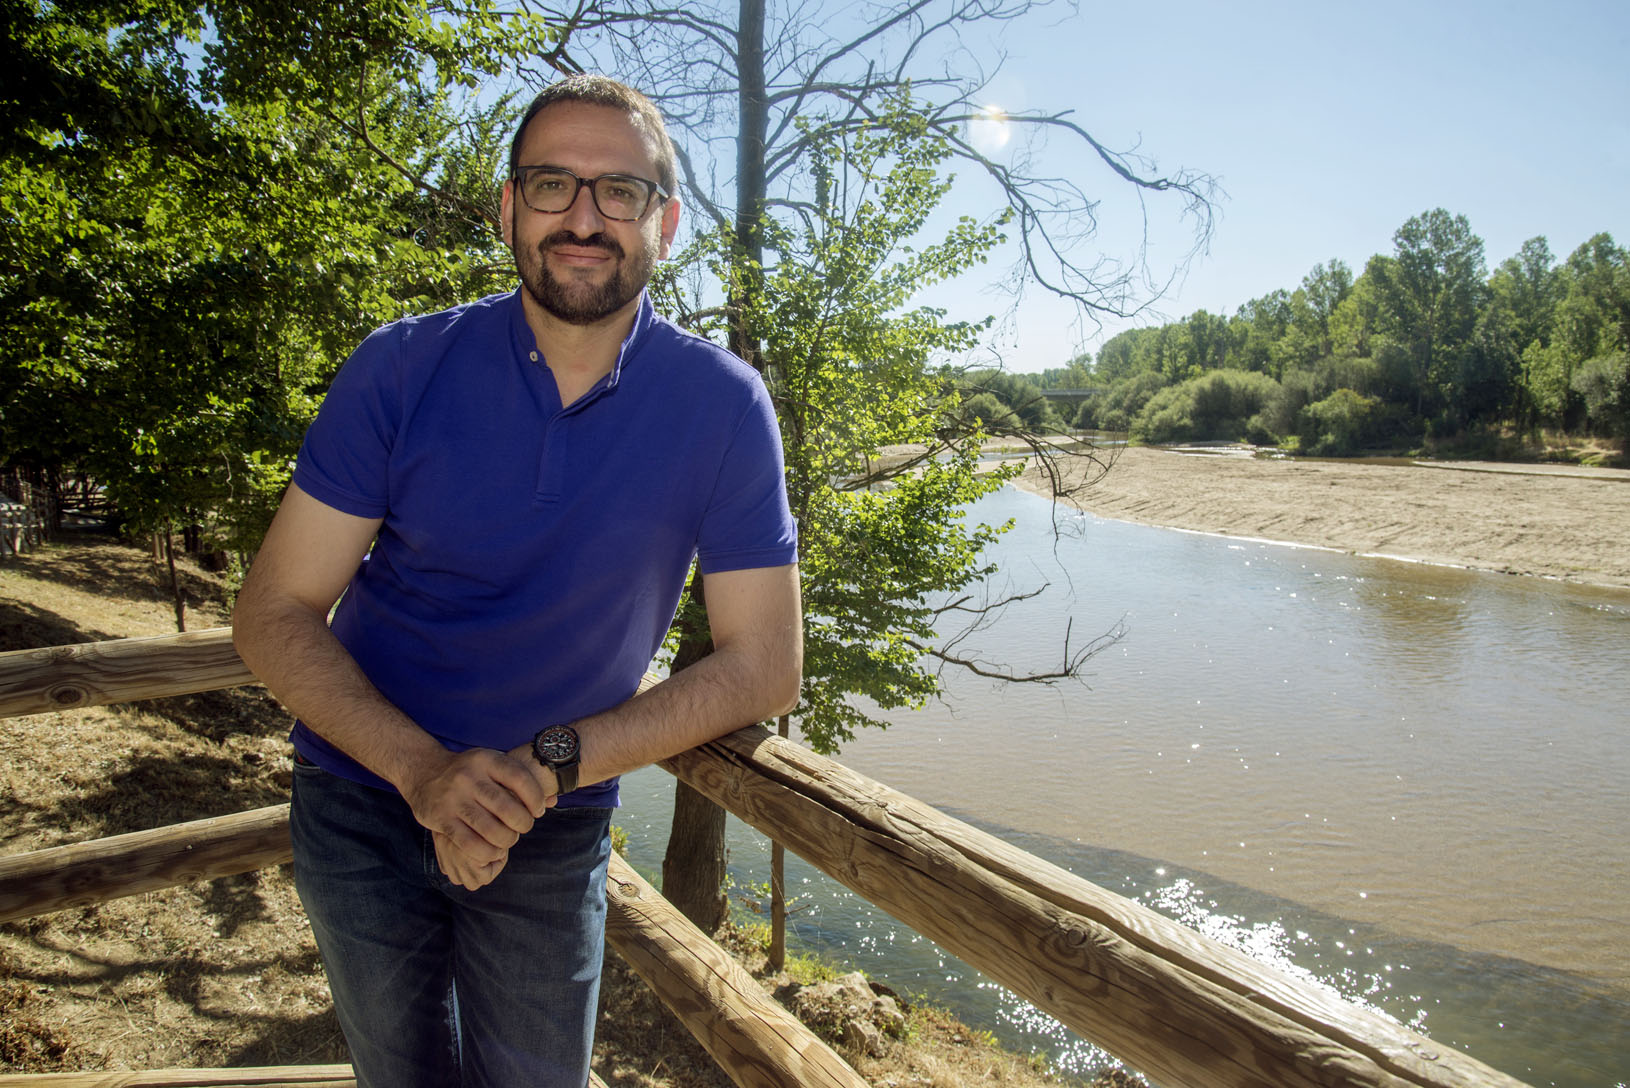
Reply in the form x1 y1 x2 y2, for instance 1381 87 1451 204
232 75 802 1088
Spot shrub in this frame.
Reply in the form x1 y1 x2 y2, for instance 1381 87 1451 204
1076 370 1168 431
1572 353 1630 439
1299 388 1384 455
1130 369 1282 444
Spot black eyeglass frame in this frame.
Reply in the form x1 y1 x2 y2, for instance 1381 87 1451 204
510 165 670 222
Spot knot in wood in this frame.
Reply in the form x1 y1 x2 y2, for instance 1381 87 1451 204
48 683 89 708
1061 924 1091 949
614 881 640 900
1408 1042 1440 1061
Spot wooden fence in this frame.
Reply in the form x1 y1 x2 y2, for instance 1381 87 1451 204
0 629 1532 1088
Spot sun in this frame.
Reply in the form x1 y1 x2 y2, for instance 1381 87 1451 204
968 104 1012 156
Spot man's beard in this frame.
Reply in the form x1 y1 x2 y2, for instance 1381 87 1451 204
515 223 658 326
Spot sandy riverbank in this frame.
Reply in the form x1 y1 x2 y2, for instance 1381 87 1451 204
1010 445 1630 590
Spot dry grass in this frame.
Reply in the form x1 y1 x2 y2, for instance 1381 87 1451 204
1 532 1126 1086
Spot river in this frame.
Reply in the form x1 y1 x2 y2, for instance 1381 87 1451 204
614 484 1630 1088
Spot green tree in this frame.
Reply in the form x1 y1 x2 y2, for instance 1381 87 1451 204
1547 234 1630 438
1485 237 1559 429
962 369 1065 433
1268 260 1353 376
735 110 1022 750
1366 209 1488 427
1 0 559 620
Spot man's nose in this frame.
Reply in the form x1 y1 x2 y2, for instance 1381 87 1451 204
560 182 606 234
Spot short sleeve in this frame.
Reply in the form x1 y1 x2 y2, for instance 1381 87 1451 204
293 325 402 519
695 377 798 574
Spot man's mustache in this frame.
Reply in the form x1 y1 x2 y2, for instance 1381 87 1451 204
539 230 624 258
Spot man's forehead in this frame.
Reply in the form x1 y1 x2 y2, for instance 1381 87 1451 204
516 102 661 170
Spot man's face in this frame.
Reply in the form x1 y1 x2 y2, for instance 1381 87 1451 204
502 103 680 327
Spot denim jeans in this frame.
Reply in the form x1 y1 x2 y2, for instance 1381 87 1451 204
290 759 612 1088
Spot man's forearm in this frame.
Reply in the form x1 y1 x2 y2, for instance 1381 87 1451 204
560 601 802 790
232 596 444 791
234 594 550 864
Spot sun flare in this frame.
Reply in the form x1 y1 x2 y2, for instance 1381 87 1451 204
968 103 1012 155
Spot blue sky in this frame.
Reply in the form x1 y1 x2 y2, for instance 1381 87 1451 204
912 0 1630 371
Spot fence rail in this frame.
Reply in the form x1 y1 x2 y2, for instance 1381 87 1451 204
0 630 1532 1088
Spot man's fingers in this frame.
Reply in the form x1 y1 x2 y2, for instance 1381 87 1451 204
488 749 554 818
404 747 553 851
433 830 507 891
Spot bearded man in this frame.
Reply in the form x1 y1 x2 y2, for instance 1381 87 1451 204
233 75 802 1088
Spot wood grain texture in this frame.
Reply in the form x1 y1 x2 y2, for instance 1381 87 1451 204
0 627 256 719
0 1067 610 1087
0 1064 355 1085
0 806 292 923
660 727 1532 1088
604 853 867 1088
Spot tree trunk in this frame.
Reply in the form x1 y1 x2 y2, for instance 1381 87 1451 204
163 529 186 632
727 0 768 371
659 0 772 934
661 775 728 933
660 572 725 930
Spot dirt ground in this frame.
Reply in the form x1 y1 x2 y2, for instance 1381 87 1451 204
1014 445 1630 590
0 536 1117 1086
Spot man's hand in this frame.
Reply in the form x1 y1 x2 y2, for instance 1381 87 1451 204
433 829 509 891
400 747 555 865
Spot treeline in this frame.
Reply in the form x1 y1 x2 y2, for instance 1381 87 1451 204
967 210 1629 456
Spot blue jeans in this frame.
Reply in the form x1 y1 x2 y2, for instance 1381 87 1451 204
290 759 612 1088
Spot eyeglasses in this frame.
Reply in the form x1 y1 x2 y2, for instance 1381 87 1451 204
511 166 669 221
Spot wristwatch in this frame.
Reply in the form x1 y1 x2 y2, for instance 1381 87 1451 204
531 724 581 796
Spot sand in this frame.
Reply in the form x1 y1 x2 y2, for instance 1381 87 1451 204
1010 446 1630 591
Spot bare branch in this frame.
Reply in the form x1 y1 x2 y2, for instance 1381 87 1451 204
905 613 1125 684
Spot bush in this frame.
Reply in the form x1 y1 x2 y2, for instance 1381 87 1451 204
1076 370 1168 431
1299 388 1384 455
1572 353 1630 439
1130 369 1282 444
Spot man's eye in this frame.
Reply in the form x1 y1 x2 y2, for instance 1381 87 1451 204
532 176 568 193
603 182 640 202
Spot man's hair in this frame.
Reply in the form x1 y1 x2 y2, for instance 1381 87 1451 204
508 75 677 197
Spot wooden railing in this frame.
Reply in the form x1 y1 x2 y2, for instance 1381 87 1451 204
0 630 1532 1088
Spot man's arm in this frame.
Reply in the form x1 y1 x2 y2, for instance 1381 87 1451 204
232 483 551 868
553 562 803 788
430 561 801 890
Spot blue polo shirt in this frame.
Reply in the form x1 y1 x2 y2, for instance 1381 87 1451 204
289 289 798 806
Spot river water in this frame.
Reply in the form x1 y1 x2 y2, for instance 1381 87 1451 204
614 483 1630 1088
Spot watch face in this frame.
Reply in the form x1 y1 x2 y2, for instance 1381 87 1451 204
534 725 579 764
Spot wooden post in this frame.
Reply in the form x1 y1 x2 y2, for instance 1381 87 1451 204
604 853 867 1088
661 727 1532 1088
769 712 789 971
0 627 256 719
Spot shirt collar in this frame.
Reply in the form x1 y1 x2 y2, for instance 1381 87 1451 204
508 288 655 394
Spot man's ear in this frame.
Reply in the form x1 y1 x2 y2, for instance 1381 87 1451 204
657 194 681 261
500 180 515 249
